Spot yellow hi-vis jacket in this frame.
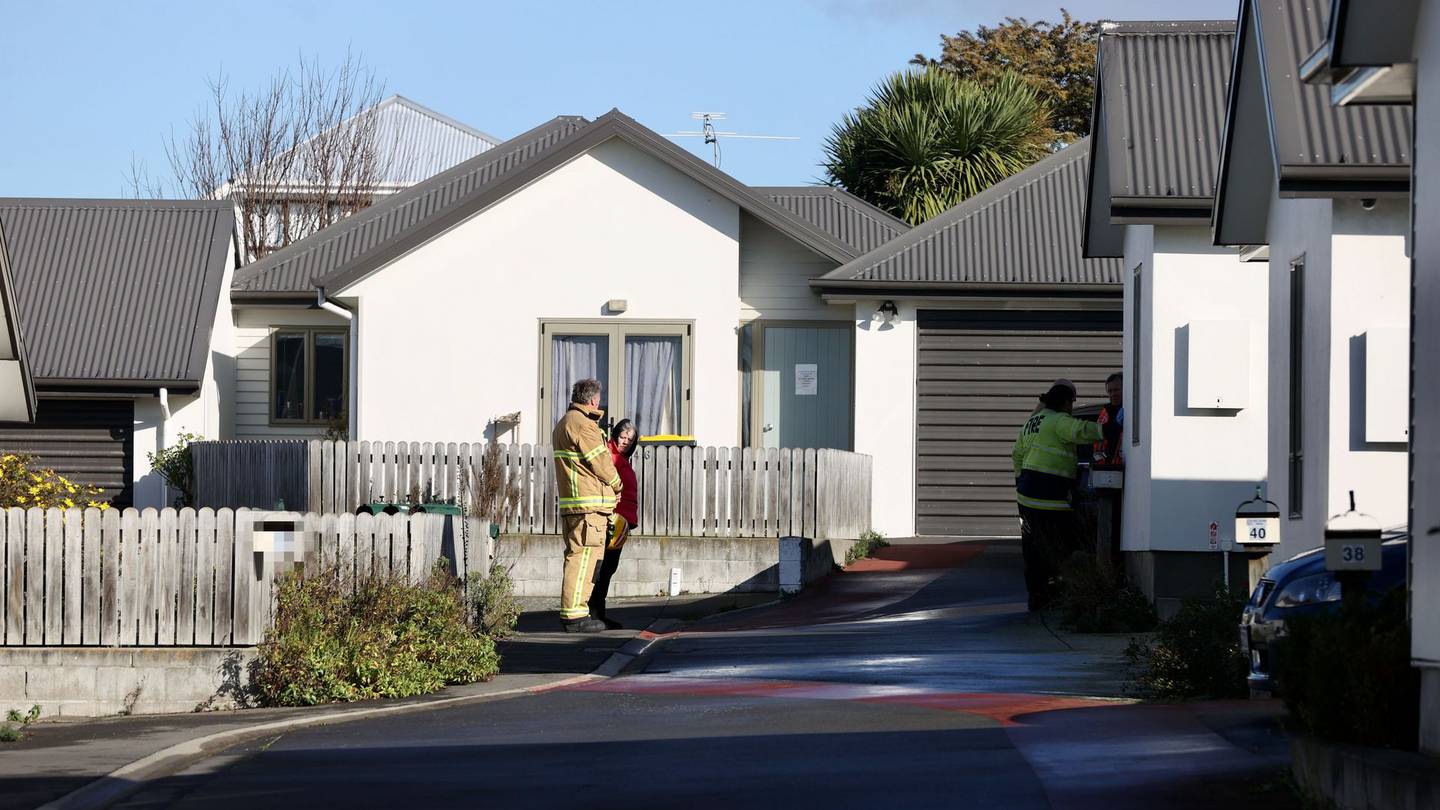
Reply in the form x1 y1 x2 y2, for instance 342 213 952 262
552 402 622 516
1012 408 1104 511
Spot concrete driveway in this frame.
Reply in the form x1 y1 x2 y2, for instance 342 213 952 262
110 539 1298 809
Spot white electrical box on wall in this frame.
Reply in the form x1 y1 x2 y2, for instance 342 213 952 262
1187 320 1250 410
1365 327 1409 443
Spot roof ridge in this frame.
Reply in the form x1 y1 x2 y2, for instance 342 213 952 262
381 94 504 146
1100 20 1236 35
0 197 232 209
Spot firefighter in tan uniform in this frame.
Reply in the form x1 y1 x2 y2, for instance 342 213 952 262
552 378 623 633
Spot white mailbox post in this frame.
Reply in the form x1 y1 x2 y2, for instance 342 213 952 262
1324 492 1383 575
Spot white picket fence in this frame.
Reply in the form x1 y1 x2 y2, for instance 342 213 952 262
0 507 476 648
195 441 873 541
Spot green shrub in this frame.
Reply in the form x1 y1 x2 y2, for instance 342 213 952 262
467 564 522 639
1275 590 1418 750
146 432 201 507
1056 552 1157 633
253 561 499 706
1126 584 1247 699
845 530 890 566
0 705 40 742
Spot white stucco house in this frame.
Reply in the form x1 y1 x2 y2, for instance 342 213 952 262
1300 0 1438 756
225 108 1127 538
228 110 901 453
1212 0 1412 567
1084 20 1271 610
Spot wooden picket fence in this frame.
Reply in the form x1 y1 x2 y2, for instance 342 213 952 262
195 441 873 541
0 507 475 647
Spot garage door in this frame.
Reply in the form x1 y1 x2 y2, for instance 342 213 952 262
0 399 135 507
917 310 1121 536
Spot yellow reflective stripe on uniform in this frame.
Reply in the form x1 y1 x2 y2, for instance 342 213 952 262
567 546 592 613
606 475 621 487
582 443 607 460
1016 492 1072 511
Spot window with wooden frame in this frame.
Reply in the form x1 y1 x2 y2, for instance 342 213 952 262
539 320 692 439
270 328 348 425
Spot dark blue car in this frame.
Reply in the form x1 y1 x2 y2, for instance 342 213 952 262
1239 538 1409 697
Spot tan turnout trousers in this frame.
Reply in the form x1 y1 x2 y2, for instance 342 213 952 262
560 512 609 620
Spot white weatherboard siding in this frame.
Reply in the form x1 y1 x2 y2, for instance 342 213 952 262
1412 1 1440 751
341 137 743 445
1264 196 1410 563
232 307 349 439
851 299 917 537
1142 227 1270 552
739 212 845 323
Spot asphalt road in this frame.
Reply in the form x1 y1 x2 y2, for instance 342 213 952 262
112 540 1298 809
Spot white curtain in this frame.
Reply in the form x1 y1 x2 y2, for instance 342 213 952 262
625 336 680 436
551 336 607 424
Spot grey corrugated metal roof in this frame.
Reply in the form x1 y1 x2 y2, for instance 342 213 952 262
233 115 590 294
1267 0 1411 171
369 96 501 186
236 109 860 295
815 139 1122 290
1213 0 1412 244
756 187 909 255
0 199 233 387
1095 21 1235 208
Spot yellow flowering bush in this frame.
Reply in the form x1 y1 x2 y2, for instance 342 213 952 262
0 453 109 510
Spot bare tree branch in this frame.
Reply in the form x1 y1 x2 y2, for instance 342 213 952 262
152 52 397 260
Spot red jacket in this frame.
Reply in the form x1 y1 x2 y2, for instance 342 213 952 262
610 441 639 526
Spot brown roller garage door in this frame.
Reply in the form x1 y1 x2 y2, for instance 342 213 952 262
0 399 135 507
917 310 1121 536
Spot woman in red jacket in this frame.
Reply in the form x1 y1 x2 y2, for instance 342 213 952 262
590 419 638 629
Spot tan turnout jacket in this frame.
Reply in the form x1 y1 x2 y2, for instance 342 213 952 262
552 402 622 515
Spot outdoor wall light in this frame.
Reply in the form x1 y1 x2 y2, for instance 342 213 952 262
874 300 900 325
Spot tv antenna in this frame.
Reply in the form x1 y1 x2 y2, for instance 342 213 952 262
667 112 799 168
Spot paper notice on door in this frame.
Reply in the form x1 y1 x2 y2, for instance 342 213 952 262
795 363 818 396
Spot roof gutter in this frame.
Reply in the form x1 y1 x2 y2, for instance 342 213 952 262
809 278 1122 295
317 290 357 441
36 377 201 392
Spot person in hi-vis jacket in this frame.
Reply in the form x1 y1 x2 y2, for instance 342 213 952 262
552 378 622 633
1012 379 1103 610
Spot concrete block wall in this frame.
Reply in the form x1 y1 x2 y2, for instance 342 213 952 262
498 534 787 598
0 648 256 718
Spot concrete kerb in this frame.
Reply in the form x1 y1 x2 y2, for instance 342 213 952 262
38 618 677 810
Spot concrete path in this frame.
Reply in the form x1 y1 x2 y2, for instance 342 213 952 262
88 539 1299 809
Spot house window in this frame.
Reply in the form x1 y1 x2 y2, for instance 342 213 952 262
271 328 348 425
1131 264 1143 446
1288 258 1305 518
540 321 691 438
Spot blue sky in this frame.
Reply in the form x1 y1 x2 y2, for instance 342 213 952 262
0 1 1239 196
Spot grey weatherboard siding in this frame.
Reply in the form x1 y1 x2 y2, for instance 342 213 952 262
0 199 233 387
814 138 1123 290
916 310 1121 536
